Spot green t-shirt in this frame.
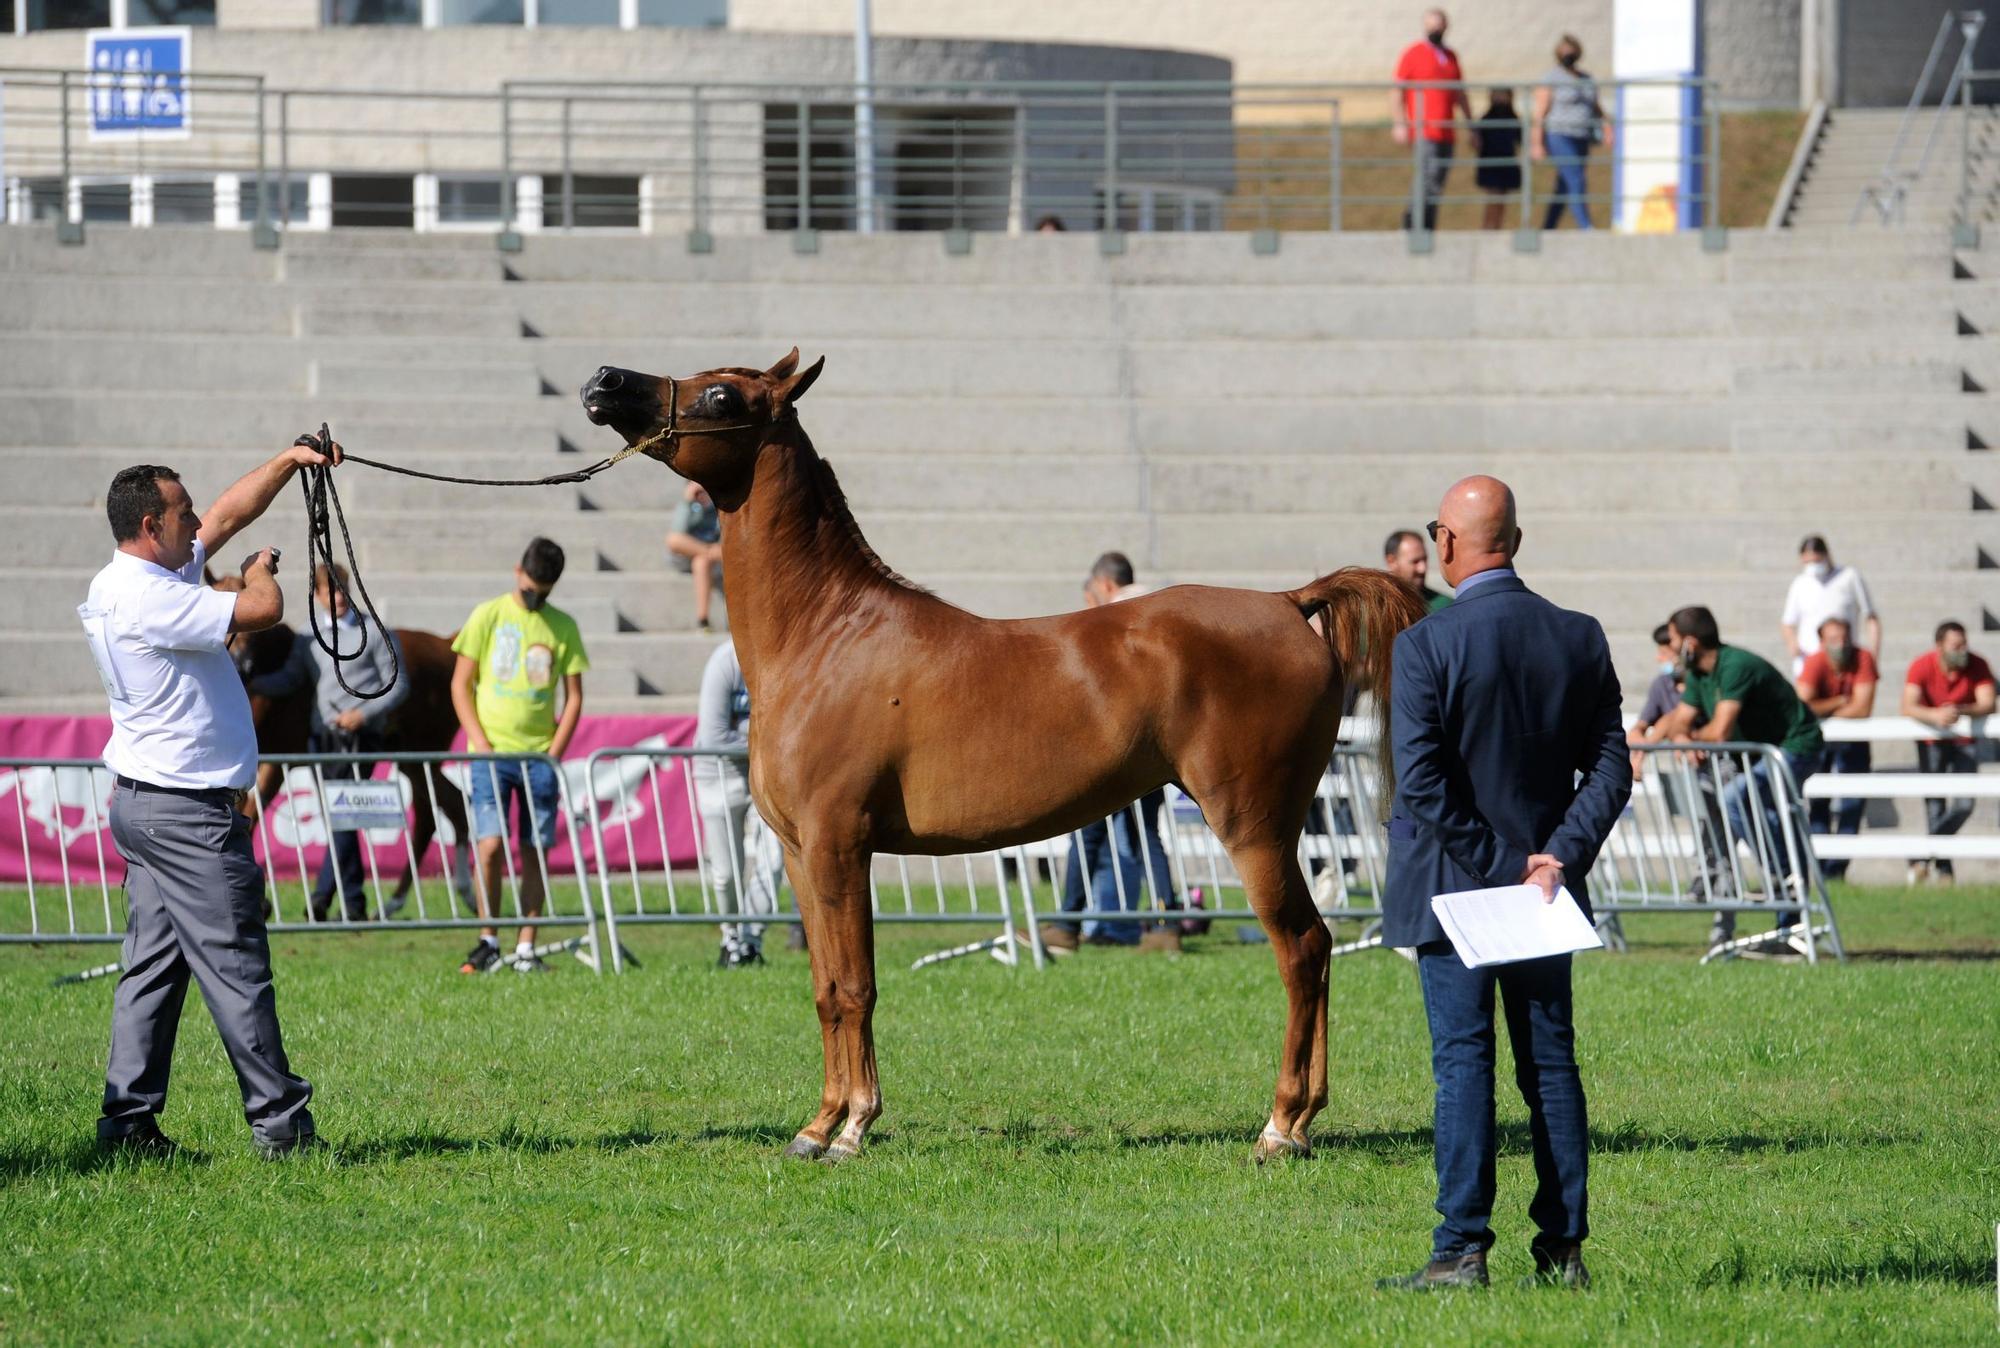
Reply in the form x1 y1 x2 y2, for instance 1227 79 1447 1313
451 595 590 752
1681 645 1823 757
1422 586 1453 614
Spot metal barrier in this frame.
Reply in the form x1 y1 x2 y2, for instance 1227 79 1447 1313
0 751 603 971
1596 742 1842 963
1855 8 1986 227
0 68 1718 242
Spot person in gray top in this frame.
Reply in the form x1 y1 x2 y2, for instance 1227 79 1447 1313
1533 34 1613 230
250 562 408 921
694 638 784 967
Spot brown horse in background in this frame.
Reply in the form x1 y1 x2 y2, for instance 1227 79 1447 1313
580 350 1427 1162
213 571 471 910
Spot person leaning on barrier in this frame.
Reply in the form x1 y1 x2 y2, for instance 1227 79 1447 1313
449 537 589 975
80 446 342 1160
1657 606 1824 954
1900 620 1996 887
1393 8 1472 232
1383 528 1452 613
248 562 408 923
1377 476 1629 1294
696 637 784 969
1629 622 1737 908
1794 616 1877 882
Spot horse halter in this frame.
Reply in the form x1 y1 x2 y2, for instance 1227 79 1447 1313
622 373 796 462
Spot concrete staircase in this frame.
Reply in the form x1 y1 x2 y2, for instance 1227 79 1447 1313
1 224 1993 714
1781 104 2000 231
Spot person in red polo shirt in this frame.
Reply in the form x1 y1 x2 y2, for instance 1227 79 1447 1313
1394 8 1474 232
1901 619 1997 885
1794 617 1878 879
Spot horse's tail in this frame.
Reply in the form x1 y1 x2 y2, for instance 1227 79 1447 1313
1284 567 1429 813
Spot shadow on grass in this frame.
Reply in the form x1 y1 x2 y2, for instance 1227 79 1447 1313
1114 1120 1926 1156
1699 1241 1994 1288
1844 947 2000 963
0 1139 213 1179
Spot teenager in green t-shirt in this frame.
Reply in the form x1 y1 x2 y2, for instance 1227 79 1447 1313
1658 606 1825 952
449 537 590 974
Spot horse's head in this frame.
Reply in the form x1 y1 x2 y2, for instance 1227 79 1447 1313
579 348 823 502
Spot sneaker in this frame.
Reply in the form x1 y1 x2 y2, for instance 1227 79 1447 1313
1377 1250 1489 1291
1906 861 1930 887
1179 886 1212 936
460 940 502 974
512 953 554 974
1706 919 1734 950
98 1119 179 1159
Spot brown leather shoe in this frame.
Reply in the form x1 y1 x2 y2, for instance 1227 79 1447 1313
1138 926 1183 954
1037 924 1080 954
1527 1239 1590 1289
1376 1250 1488 1291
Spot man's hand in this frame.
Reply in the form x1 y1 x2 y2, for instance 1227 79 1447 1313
1392 123 1411 146
1521 853 1564 902
333 708 367 734
241 547 279 579
1531 140 1548 162
286 434 344 470
466 731 492 755
1930 704 1963 729
1628 750 1646 781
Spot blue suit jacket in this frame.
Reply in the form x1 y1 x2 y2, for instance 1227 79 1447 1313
1382 574 1632 948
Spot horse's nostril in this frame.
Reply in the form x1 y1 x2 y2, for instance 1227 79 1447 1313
596 369 624 392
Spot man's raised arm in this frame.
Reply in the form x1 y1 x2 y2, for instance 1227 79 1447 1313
198 438 343 557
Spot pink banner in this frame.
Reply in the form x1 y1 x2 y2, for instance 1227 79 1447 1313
0 715 703 888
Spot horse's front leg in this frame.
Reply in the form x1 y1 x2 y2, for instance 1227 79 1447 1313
796 838 880 1162
782 843 847 1160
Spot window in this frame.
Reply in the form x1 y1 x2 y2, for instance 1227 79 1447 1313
126 0 215 22
147 177 214 224
20 0 213 27
330 174 415 228
23 0 113 30
537 0 618 24
437 176 505 224
537 173 639 228
239 175 314 226
635 0 722 25
435 0 521 22
322 0 420 23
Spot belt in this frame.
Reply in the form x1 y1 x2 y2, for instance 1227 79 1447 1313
115 775 249 808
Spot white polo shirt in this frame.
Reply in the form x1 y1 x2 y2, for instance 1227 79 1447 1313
80 540 258 790
1781 564 1876 666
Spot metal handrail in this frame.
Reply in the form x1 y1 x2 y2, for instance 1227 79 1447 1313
1853 8 1986 225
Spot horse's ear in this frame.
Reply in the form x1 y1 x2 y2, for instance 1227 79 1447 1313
775 355 825 407
766 347 801 381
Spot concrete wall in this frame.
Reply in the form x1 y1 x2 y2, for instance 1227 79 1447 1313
1706 0 1803 108
1836 0 2000 108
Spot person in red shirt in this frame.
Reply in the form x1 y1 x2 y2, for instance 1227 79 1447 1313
1794 617 1878 879
1393 8 1473 232
1900 619 1997 884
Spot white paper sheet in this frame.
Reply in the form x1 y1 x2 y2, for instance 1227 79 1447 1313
1428 884 1603 969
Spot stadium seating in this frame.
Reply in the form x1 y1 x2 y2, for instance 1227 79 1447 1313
1 223 1990 712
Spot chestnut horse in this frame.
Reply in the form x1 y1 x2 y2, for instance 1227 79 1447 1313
580 351 1427 1162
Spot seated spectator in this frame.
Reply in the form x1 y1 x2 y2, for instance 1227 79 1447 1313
1034 215 1067 233
1659 606 1823 953
1794 617 1877 880
696 638 785 967
249 563 408 922
1042 553 1179 951
450 537 589 974
1781 534 1879 677
1383 529 1451 612
665 480 723 632
1471 87 1522 231
1901 620 1996 886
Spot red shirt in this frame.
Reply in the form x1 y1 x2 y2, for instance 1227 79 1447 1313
1798 648 1877 704
1906 648 1995 709
1395 40 1463 141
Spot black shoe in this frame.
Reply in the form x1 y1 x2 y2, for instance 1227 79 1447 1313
1377 1251 1489 1291
1526 1239 1590 1289
719 943 766 969
511 953 554 974
460 940 502 974
98 1119 179 1159
256 1132 327 1162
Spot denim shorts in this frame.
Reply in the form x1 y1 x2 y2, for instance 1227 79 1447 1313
467 757 561 846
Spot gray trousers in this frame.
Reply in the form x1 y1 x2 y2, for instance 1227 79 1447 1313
102 780 315 1145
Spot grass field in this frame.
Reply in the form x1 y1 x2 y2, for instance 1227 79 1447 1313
2 886 1995 1345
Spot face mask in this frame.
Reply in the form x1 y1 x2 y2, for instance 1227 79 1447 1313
519 587 548 613
1804 560 1831 581
1942 648 1970 672
1657 660 1676 678
1558 51 1579 68
1825 642 1850 667
1678 643 1700 676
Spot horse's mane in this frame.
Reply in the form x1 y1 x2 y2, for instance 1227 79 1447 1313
804 450 929 596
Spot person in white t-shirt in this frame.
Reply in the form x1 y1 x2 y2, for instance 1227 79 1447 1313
82 444 341 1160
1780 535 1879 676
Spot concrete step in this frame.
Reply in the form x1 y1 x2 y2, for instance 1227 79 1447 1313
297 303 523 339
0 225 281 279
0 278 294 335
278 249 507 284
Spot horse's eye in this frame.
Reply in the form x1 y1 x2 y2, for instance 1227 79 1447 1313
697 384 746 420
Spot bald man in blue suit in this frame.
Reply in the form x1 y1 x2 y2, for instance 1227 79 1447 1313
1377 476 1630 1293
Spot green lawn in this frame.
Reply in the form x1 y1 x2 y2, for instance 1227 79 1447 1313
1 887 1995 1344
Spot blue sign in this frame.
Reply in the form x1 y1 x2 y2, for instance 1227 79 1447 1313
86 28 191 139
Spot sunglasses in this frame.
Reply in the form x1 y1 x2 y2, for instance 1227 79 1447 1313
1425 520 1449 543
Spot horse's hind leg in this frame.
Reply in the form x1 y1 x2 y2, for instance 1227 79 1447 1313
782 844 846 1160
1227 838 1331 1163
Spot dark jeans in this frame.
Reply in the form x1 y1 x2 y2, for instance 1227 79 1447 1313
1807 740 1871 880
1417 946 1587 1260
311 730 381 922
1542 132 1593 229
1054 789 1176 943
1402 137 1454 231
1918 740 1979 874
1721 747 1821 931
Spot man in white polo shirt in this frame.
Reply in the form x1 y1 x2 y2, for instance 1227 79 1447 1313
1780 534 1880 677
80 441 340 1159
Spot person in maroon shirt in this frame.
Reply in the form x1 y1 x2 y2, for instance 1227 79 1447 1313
1794 617 1878 879
1900 619 1997 884
1393 8 1473 231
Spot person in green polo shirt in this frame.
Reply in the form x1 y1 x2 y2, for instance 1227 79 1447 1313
449 537 590 974
1658 605 1824 954
1384 528 1453 613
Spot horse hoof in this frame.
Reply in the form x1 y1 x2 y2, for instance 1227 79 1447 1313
1252 1126 1310 1165
820 1139 861 1164
783 1135 828 1161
